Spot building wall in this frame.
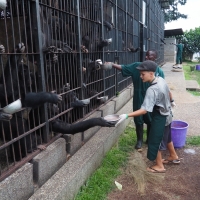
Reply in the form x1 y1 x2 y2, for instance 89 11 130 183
164 37 177 63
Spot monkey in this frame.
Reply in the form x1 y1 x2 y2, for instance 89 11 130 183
82 58 102 88
127 47 141 53
0 43 62 161
51 117 115 135
104 20 114 31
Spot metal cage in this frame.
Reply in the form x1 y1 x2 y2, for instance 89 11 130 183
0 0 165 181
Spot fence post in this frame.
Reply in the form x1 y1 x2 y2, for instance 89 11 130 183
30 0 49 143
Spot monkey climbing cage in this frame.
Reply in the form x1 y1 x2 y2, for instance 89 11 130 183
0 0 164 181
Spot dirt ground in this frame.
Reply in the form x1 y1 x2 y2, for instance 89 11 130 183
107 145 200 200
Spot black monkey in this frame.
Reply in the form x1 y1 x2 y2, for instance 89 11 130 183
104 20 114 31
0 90 62 161
127 46 141 53
0 43 63 161
97 38 112 50
0 43 25 105
82 58 102 88
0 44 12 121
47 104 116 136
51 117 115 135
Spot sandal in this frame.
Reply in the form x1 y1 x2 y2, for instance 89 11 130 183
162 159 180 164
147 167 166 173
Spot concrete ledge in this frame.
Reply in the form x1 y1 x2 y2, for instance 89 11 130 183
66 132 83 155
99 100 115 117
0 163 34 200
185 80 199 90
29 98 133 200
83 111 102 142
113 87 132 112
31 138 66 187
66 86 133 156
1 87 133 200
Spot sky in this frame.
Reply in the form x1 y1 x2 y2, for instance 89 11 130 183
164 0 200 31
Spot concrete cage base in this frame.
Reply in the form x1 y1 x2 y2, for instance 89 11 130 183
0 86 133 200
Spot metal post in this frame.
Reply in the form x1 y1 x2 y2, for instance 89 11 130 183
30 0 49 142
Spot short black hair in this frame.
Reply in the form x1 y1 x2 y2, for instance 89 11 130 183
147 49 157 58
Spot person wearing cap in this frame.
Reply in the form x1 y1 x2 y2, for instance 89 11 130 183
103 50 165 150
116 60 179 172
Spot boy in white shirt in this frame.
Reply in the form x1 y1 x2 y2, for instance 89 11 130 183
117 60 179 172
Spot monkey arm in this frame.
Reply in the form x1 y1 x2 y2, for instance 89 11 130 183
51 118 115 134
21 92 62 108
1 92 62 115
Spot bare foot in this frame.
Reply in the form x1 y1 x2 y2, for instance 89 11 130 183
147 165 166 173
162 156 179 163
147 166 166 173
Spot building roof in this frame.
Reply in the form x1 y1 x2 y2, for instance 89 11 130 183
159 0 170 9
164 28 184 37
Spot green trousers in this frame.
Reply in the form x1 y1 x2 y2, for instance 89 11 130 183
147 108 166 161
176 53 182 64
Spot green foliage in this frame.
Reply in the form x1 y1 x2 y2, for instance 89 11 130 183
186 136 200 146
163 0 187 23
183 62 200 96
74 126 137 200
174 27 200 61
183 63 200 85
187 90 200 96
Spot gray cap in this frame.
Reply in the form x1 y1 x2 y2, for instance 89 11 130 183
136 60 157 72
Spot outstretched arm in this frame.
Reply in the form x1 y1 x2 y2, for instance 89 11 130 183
0 109 12 121
2 92 62 115
22 92 62 108
51 118 115 134
116 109 147 126
102 62 122 70
111 63 122 70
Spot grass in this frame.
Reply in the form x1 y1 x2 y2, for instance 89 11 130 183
186 136 200 146
182 61 200 96
182 61 200 144
74 124 200 200
74 126 139 200
183 61 200 85
187 90 200 96
74 61 200 200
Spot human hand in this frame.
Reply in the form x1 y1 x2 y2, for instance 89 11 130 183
115 114 128 126
171 101 176 108
101 62 113 70
0 109 12 121
71 99 90 108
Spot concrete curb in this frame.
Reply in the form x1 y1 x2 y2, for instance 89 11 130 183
29 98 133 200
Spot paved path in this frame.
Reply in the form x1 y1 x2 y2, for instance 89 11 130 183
162 62 200 136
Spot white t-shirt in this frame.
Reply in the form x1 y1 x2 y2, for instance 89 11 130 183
141 77 172 125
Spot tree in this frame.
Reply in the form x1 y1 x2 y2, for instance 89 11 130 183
176 27 200 60
163 0 187 23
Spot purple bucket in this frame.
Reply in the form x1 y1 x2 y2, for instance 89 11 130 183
171 120 189 148
196 64 200 71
